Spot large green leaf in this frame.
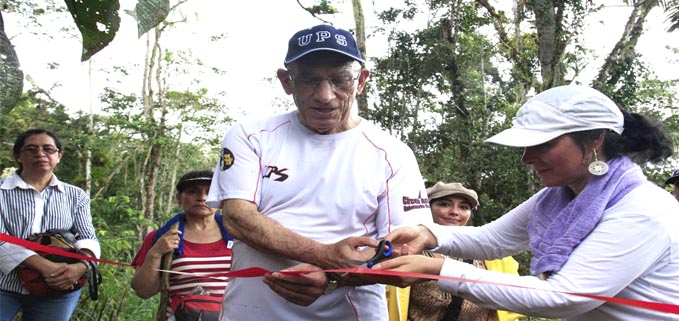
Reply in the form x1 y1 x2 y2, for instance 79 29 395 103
0 12 24 114
668 4 679 32
135 0 169 38
64 0 121 61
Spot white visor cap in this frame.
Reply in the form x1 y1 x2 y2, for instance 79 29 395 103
484 85 624 147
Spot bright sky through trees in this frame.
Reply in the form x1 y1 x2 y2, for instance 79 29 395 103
4 0 678 121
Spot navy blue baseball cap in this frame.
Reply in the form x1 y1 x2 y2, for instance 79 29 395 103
284 24 364 66
665 168 679 185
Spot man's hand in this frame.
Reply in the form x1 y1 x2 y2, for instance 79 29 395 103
315 236 379 269
263 263 327 306
264 236 382 304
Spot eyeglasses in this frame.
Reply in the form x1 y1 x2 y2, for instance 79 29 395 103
20 145 60 155
289 72 359 92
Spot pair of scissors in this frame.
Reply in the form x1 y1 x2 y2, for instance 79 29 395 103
343 240 393 268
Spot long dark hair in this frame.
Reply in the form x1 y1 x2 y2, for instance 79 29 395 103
570 111 673 164
13 129 63 173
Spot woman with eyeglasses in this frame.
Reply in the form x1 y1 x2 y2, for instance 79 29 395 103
0 129 100 321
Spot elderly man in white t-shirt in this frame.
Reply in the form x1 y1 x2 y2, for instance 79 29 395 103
207 24 432 321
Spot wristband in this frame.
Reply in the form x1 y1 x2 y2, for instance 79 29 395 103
323 273 339 295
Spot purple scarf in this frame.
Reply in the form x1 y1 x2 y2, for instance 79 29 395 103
528 156 646 275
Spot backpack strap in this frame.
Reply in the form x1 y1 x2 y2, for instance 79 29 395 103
153 213 233 259
215 213 233 242
84 260 101 300
441 259 473 321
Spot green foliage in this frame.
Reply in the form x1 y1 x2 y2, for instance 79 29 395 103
376 1 418 23
369 1 543 228
596 54 678 117
307 0 340 15
0 1 235 320
370 0 679 220
73 232 157 321
662 1 679 32
0 85 226 210
0 12 24 115
3 1 678 320
1 0 168 126
0 81 231 320
64 0 121 61
133 0 169 38
368 4 679 309
0 90 75 175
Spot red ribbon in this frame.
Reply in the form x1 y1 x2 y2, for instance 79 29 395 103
0 233 131 267
2 232 678 315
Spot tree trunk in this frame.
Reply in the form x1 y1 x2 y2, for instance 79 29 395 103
513 0 528 103
477 0 530 102
593 0 658 89
443 0 468 121
138 1 189 231
352 0 369 116
140 25 166 233
0 10 24 116
164 126 182 216
142 33 153 117
529 0 568 90
85 60 94 197
93 150 132 200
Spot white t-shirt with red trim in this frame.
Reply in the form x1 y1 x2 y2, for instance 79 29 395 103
207 111 432 321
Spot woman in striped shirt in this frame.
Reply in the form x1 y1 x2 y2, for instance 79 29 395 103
131 170 233 321
0 128 100 321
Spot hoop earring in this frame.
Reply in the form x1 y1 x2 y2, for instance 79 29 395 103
588 149 608 176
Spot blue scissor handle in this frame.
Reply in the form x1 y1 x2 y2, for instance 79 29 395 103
366 240 393 268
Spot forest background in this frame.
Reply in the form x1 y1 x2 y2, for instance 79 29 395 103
1 0 678 320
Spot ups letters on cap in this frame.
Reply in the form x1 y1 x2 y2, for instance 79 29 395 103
298 31 348 47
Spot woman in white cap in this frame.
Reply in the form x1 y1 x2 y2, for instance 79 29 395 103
388 182 522 321
376 85 679 321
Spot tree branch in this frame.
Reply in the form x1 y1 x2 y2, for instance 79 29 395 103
296 0 332 24
476 0 514 60
593 0 657 88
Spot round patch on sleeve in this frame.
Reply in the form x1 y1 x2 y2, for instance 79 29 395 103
220 148 235 171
